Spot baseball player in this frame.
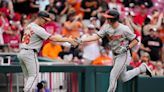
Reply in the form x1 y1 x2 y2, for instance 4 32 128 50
76 9 152 92
17 11 77 92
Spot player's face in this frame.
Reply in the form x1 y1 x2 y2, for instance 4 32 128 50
42 17 49 23
39 17 49 26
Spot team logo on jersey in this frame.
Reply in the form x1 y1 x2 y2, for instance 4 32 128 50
108 35 122 41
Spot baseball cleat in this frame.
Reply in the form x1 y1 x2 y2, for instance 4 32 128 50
142 63 152 77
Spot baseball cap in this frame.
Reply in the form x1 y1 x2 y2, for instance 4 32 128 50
38 11 51 22
87 24 95 29
102 9 119 19
90 17 97 21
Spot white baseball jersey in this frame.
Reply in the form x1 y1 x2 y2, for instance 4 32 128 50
97 23 136 53
96 23 147 92
20 23 51 52
18 22 51 92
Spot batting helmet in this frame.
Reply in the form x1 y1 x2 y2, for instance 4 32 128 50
102 9 120 22
38 11 51 21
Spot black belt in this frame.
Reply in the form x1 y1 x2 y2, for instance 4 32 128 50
22 48 37 53
113 52 119 56
113 50 130 56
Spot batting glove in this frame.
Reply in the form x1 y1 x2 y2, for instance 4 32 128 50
115 46 130 54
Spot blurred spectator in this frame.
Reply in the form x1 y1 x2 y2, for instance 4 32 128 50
142 10 163 37
81 0 100 27
38 0 49 11
141 28 163 62
130 53 141 68
133 4 148 26
123 0 153 8
45 0 58 18
43 21 57 34
159 22 164 44
3 20 21 52
42 41 62 59
81 24 100 65
137 0 153 8
53 0 67 15
0 12 6 44
0 1 11 18
45 0 68 22
140 52 155 71
153 61 164 76
107 0 123 13
92 47 112 66
58 42 73 62
123 12 141 52
122 0 137 8
36 80 51 92
80 0 99 19
61 9 83 39
13 0 39 14
97 0 109 13
67 0 83 16
29 0 40 13
90 17 101 30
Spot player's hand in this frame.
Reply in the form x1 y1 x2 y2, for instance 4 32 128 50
115 46 129 54
75 37 82 45
67 36 78 47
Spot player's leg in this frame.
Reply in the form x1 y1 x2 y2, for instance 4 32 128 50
119 63 152 82
17 51 29 86
107 52 128 92
21 50 39 92
119 66 140 82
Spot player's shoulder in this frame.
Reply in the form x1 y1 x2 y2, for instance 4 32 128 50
100 23 112 32
119 23 132 32
30 23 45 31
119 23 129 29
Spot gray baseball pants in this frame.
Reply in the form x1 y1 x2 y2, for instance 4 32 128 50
107 51 141 92
17 49 39 92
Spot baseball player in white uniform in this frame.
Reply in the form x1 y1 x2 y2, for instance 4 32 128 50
76 9 152 92
17 11 77 92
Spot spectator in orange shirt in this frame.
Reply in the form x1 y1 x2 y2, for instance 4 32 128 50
42 41 62 59
67 0 84 17
61 9 83 39
92 47 112 66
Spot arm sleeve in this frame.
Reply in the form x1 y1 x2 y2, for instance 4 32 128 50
35 28 51 40
124 26 136 41
96 24 110 38
96 30 107 38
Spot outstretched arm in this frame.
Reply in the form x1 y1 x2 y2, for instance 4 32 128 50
48 35 77 46
77 34 101 44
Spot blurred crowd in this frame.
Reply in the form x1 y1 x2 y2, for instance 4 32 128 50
0 0 164 76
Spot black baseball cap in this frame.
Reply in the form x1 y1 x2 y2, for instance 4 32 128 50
38 11 51 21
102 10 119 19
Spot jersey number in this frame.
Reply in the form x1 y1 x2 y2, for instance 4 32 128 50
22 33 31 44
